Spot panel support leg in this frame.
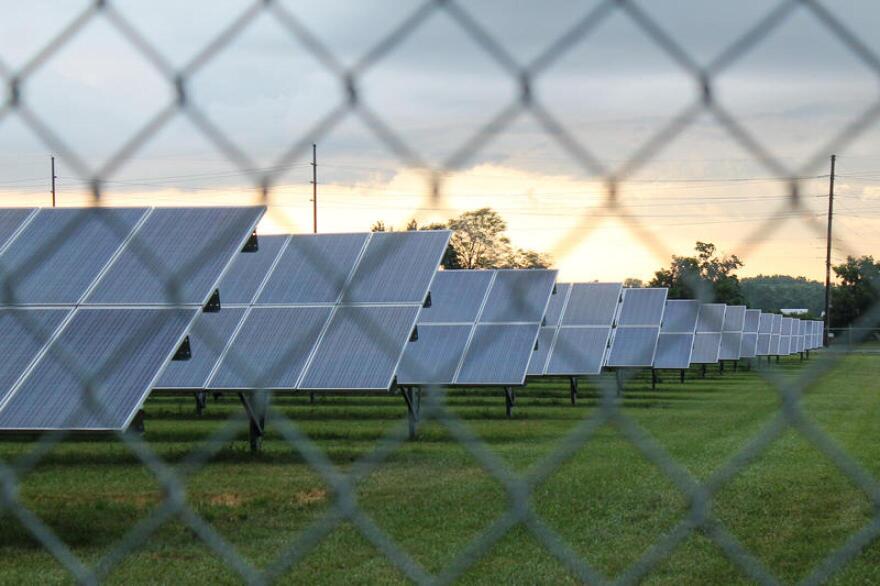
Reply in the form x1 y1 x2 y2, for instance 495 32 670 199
733 360 738 372
775 356 779 364
195 391 207 417
569 377 578 406
679 369 685 384
504 386 515 418
799 352 804 362
700 364 707 379
130 409 146 435
402 386 420 440
651 369 657 390
239 392 270 453
615 370 624 396
309 392 315 404
719 361 725 375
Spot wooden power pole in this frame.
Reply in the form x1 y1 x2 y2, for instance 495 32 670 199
823 154 836 346
50 155 56 207
311 144 317 233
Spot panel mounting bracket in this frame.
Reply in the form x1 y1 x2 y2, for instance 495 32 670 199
242 230 259 252
172 336 191 360
203 289 221 313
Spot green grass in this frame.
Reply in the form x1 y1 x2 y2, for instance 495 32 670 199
2 354 880 584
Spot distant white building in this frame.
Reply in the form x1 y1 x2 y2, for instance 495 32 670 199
780 308 809 316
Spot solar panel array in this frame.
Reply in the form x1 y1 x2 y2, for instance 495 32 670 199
0 207 264 431
779 317 793 355
528 282 622 376
691 304 726 364
399 269 557 386
769 314 783 355
158 231 451 392
654 299 700 369
606 288 667 367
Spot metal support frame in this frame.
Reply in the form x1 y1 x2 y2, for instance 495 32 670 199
651 369 657 390
719 361 725 375
700 363 707 379
775 355 780 364
504 386 515 418
239 392 270 453
130 409 145 435
615 369 624 395
194 391 207 416
799 352 804 362
733 360 738 372
401 386 420 440
679 369 685 384
569 376 578 406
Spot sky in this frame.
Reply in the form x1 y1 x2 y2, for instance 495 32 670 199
0 0 879 282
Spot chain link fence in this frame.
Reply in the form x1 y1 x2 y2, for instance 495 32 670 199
1 0 880 583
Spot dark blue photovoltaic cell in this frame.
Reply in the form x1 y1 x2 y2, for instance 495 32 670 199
661 300 700 333
418 270 493 324
155 308 247 389
0 309 70 404
344 231 450 303
300 305 420 389
543 283 571 327
547 327 610 375
0 308 194 430
606 327 659 366
561 283 621 326
0 208 146 304
654 333 694 369
616 288 667 326
697 304 726 333
480 269 557 323
87 207 263 305
527 327 556 375
456 324 539 385
691 333 722 363
209 306 331 389
0 208 34 250
258 233 367 304
215 235 287 304
397 324 471 384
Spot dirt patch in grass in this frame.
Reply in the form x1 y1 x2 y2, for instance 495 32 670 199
294 488 327 505
208 492 245 507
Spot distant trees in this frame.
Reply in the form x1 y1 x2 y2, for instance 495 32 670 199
648 241 745 304
623 278 644 288
830 256 880 327
372 207 552 269
740 275 824 315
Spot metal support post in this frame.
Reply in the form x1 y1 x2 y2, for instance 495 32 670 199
504 386 515 418
569 376 578 406
700 364 707 379
401 386 420 440
239 392 270 453
651 369 657 390
679 369 685 384
194 391 207 416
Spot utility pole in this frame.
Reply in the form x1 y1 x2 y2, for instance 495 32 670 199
311 143 317 233
823 154 836 347
50 155 56 207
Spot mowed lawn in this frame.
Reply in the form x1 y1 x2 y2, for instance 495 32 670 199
2 353 880 584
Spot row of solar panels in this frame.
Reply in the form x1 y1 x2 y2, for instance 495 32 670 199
0 207 822 433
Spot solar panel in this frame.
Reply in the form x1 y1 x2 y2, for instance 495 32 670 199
86 207 264 305
167 231 452 392
719 305 746 360
0 308 195 430
0 208 36 251
769 314 782 355
690 304 726 364
606 288 666 367
400 269 557 385
778 317 793 355
0 206 264 432
654 299 700 369
155 308 248 390
344 231 451 303
0 208 147 305
216 235 288 304
740 309 761 358
756 312 772 356
532 282 622 376
0 309 70 404
258 233 368 304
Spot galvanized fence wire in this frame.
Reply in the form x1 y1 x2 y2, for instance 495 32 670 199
0 0 880 583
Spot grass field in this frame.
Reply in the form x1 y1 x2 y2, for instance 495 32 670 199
2 353 880 584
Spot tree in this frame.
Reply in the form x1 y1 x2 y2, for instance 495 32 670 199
649 241 745 304
741 274 824 314
371 208 551 270
623 278 643 288
370 220 387 232
830 256 880 327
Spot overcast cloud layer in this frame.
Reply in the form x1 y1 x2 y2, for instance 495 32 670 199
0 1 878 281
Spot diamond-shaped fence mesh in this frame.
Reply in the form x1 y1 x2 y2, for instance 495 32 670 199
1 0 880 583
